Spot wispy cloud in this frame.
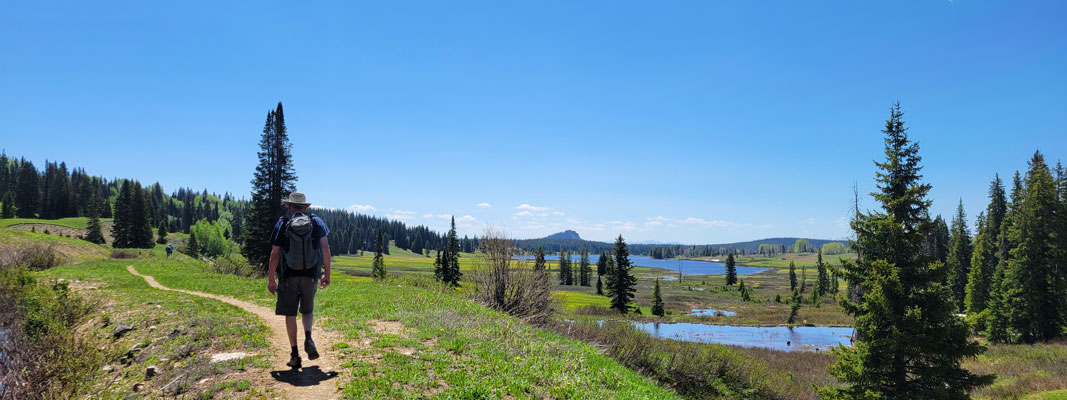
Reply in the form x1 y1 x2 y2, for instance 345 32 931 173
423 213 434 218
347 204 376 213
515 204 549 211
514 210 533 218
477 202 492 208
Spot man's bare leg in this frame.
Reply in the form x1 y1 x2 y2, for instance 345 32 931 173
285 316 298 346
302 313 313 334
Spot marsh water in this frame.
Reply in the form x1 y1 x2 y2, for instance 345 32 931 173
517 255 769 276
631 322 853 352
688 308 736 317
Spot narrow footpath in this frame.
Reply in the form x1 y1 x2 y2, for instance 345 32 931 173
127 265 343 399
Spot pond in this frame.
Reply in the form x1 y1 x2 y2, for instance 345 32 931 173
631 322 853 352
689 308 736 317
516 255 769 276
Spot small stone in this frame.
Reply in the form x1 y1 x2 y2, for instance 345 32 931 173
149 325 157 332
112 324 134 339
102 365 113 372
133 382 146 392
146 365 158 379
209 352 248 363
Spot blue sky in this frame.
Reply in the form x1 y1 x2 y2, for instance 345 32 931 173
2 1 1065 243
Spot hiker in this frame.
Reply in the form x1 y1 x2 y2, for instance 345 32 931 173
166 244 174 257
266 192 332 369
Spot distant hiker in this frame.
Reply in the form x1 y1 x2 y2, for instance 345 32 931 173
166 244 174 257
267 192 332 369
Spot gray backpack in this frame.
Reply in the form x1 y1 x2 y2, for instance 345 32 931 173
282 213 321 272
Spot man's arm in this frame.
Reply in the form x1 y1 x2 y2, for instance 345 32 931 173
267 245 281 294
320 237 331 288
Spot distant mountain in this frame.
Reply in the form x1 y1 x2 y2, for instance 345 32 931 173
542 230 581 240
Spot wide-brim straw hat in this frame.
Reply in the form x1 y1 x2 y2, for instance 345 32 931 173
282 192 311 206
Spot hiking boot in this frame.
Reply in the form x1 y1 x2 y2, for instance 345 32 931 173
305 338 320 360
286 354 301 369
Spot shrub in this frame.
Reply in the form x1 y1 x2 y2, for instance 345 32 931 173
0 243 65 270
110 249 140 259
210 253 261 278
470 229 554 324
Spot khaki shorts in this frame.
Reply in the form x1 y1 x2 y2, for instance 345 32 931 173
275 276 318 316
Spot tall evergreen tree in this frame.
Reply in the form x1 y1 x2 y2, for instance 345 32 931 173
651 278 665 317
606 235 637 314
818 103 993 399
372 229 387 280
1004 151 1063 343
241 103 298 270
965 175 1007 318
596 274 603 295
596 251 607 276
725 253 737 286
926 215 950 264
435 216 462 286
534 246 546 271
579 247 591 286
14 160 40 218
946 199 973 311
1 191 15 218
788 260 797 292
558 251 572 285
84 194 106 245
156 220 168 244
816 248 830 296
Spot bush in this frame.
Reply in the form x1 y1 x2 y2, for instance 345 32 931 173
0 243 65 270
110 249 140 259
470 230 554 325
210 253 261 278
0 266 107 399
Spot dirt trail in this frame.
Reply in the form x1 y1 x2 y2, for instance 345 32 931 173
126 265 343 399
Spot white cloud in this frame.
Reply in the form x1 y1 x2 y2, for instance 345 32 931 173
387 213 415 221
456 215 478 223
515 204 549 211
537 213 548 217
347 204 376 212
423 213 434 218
477 202 492 208
513 210 533 219
394 210 416 215
553 211 565 216
437 214 452 219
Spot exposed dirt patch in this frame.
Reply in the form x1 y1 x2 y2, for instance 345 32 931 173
369 319 408 335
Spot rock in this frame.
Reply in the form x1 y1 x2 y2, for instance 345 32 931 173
112 324 134 339
174 344 194 358
209 352 248 363
146 365 158 379
121 345 142 364
149 325 157 332
133 382 146 392
102 365 113 372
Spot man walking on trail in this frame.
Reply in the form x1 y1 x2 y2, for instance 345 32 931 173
267 192 332 369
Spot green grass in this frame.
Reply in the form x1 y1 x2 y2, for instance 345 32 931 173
964 340 1067 400
692 252 857 269
67 245 678 399
0 217 110 229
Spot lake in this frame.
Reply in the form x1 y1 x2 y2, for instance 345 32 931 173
631 322 853 352
689 308 736 317
516 255 769 276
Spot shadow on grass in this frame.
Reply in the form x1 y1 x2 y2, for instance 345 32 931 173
270 365 338 387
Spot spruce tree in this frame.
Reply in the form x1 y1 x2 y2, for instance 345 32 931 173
596 274 603 295
788 260 797 292
965 175 1007 318
1 191 14 218
534 246 546 271
372 229 387 280
606 235 637 313
131 182 154 247
188 229 200 257
436 216 462 287
725 253 737 286
946 199 973 311
14 161 40 218
651 278 665 317
84 195 106 245
579 247 591 286
433 250 444 281
787 289 801 324
241 103 298 270
926 215 951 264
816 248 829 296
739 278 751 302
558 251 571 285
157 220 168 244
1004 151 1063 343
111 181 132 248
596 251 607 276
818 103 993 399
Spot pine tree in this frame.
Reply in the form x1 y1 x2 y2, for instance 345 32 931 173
157 220 168 244
433 250 443 281
130 182 154 247
651 278 665 317
739 279 751 302
579 247 591 286
986 265 1011 343
787 289 801 324
965 175 1007 318
725 253 737 286
241 103 298 270
436 216 462 287
606 235 637 314
372 229 387 280
111 182 132 248
946 199 973 311
926 215 950 264
596 251 607 276
14 161 40 218
534 246 546 271
596 274 603 295
1 191 15 218
816 248 829 296
558 251 572 285
818 103 993 399
1004 151 1063 343
84 195 106 245
188 228 200 257
788 260 797 292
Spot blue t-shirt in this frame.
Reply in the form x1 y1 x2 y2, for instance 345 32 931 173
270 213 329 277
